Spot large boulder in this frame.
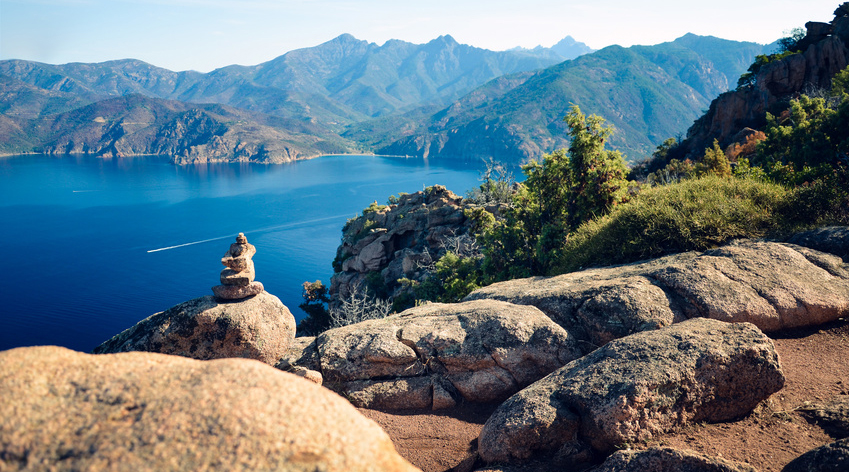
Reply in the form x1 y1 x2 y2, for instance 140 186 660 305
316 299 582 409
788 226 849 262
478 318 784 464
800 395 849 439
783 438 849 472
595 447 757 472
94 291 296 365
466 241 849 345
0 346 419 472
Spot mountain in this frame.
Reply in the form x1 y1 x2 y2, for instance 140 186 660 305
0 34 566 160
550 36 596 60
0 94 354 162
676 17 849 161
375 35 773 163
0 33 775 164
508 35 596 62
0 34 563 126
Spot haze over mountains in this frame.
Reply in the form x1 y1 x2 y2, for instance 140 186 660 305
0 33 772 164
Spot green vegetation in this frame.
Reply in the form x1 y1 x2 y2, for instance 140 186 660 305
553 175 789 272
432 67 849 299
477 105 632 280
303 61 849 333
296 281 331 336
736 28 805 89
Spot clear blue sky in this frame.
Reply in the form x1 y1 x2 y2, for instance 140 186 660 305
0 0 839 72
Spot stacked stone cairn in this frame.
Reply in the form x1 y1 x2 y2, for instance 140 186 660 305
212 233 264 300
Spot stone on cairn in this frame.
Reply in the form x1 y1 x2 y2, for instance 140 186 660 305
212 233 264 300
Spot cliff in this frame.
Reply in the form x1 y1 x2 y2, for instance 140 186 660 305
328 185 476 307
679 6 849 158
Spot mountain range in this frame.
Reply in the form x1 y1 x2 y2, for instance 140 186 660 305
0 33 771 163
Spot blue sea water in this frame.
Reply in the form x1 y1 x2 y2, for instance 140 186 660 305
0 154 485 352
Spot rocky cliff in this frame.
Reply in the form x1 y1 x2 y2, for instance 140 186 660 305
679 5 849 158
328 185 477 307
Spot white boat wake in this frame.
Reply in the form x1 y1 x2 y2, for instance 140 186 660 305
146 213 353 253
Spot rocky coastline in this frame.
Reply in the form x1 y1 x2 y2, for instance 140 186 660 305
2 226 849 471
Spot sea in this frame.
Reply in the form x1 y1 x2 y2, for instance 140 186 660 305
0 154 486 352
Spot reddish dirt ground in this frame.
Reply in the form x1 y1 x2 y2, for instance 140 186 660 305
360 318 849 472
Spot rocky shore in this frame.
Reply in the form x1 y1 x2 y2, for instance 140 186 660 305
2 226 849 471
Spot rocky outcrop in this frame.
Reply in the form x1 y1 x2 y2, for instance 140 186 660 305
788 226 849 262
783 437 849 472
799 395 849 438
212 232 264 300
466 240 849 346
0 346 419 471
594 447 757 472
477 318 784 464
93 291 296 365
680 9 849 158
96 233 295 364
315 300 581 409
276 337 323 384
329 185 476 307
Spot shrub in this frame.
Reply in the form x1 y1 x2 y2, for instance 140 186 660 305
296 280 331 336
695 139 732 178
552 175 789 273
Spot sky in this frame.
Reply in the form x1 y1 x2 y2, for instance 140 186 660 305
0 0 841 72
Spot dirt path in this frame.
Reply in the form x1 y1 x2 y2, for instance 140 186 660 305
361 318 849 472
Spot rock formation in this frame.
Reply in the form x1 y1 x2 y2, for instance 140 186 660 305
329 186 476 308
477 318 785 465
310 300 580 410
594 447 757 472
94 291 296 364
783 437 849 472
679 7 849 158
788 225 849 262
95 234 295 364
465 240 849 346
0 346 419 472
799 394 849 438
212 232 264 300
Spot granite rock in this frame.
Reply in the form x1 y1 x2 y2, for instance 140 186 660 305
0 346 420 472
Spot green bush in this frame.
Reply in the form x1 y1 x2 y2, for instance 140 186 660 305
409 252 483 304
552 175 789 273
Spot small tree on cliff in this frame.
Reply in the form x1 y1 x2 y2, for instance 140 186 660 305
296 280 330 336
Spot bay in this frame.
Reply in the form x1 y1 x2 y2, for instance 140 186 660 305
0 154 485 352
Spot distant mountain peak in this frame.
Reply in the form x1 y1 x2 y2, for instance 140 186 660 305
431 34 459 45
550 36 595 60
331 33 360 43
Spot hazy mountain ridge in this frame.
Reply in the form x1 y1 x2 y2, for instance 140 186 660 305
0 34 568 160
0 33 771 163
377 35 772 163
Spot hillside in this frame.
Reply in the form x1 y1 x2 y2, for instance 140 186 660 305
9 94 354 162
0 33 772 163
375 34 771 163
0 34 567 160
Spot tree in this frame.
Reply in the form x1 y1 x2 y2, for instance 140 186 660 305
465 158 516 206
477 104 630 278
697 139 732 178
296 280 330 336
564 105 630 227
